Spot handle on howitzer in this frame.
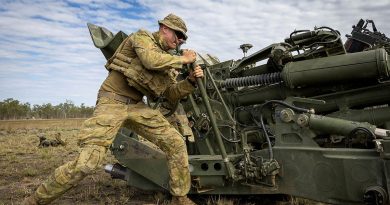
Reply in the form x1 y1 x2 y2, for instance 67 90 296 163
191 62 204 87
191 62 235 179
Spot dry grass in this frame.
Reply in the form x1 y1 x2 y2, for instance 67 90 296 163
0 125 157 205
0 119 322 205
0 119 85 131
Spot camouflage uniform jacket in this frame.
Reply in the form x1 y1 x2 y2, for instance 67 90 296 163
105 29 195 103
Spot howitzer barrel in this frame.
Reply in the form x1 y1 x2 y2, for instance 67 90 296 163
229 82 390 110
319 99 390 125
282 48 389 88
305 114 389 137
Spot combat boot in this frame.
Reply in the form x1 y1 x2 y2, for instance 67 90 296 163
171 196 197 205
21 195 39 205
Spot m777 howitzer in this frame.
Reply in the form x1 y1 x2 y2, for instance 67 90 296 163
88 19 390 205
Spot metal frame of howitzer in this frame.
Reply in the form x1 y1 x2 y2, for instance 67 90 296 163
88 21 390 205
111 129 390 204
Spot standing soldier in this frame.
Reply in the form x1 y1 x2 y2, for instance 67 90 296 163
23 13 202 205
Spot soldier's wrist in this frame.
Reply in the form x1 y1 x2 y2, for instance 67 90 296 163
181 56 189 65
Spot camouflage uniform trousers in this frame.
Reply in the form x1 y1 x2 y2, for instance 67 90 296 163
33 97 191 204
162 103 194 142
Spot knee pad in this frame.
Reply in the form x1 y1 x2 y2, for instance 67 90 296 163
76 145 107 174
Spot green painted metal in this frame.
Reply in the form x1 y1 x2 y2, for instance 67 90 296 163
282 48 389 88
87 23 127 60
308 114 377 136
192 62 235 179
89 20 390 205
111 129 169 190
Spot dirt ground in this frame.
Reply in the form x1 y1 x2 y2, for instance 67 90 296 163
0 128 149 205
0 120 320 205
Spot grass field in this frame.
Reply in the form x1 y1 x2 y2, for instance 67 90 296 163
0 122 146 204
0 119 86 131
0 119 321 205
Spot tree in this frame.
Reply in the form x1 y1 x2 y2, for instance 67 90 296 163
0 99 94 120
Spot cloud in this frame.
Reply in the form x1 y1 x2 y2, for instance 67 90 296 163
0 0 389 106
140 0 390 60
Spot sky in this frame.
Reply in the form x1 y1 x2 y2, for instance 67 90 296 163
0 0 389 106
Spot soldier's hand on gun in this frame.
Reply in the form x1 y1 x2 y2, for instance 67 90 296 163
182 49 197 64
188 65 204 82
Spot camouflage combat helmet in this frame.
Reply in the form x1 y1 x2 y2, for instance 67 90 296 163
158 13 188 40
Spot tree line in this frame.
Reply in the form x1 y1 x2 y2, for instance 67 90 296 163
0 98 94 120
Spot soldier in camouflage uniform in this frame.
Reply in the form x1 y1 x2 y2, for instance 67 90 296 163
158 68 194 142
23 13 202 205
164 103 194 142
